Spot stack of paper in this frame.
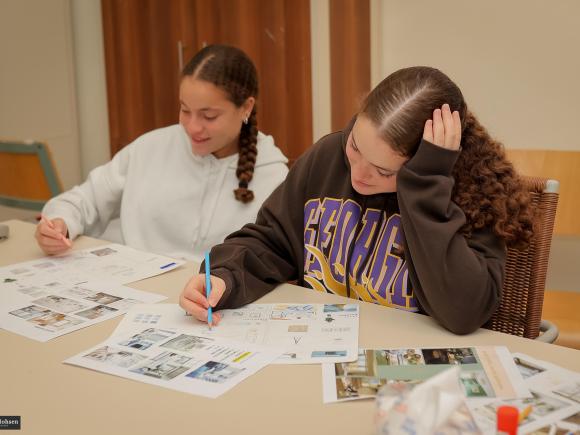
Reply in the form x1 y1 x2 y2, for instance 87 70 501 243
65 302 361 398
322 346 529 404
0 244 182 341
471 353 580 434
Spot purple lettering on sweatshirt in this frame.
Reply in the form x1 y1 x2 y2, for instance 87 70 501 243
327 199 361 284
318 198 342 255
303 198 418 312
349 208 382 279
368 214 404 299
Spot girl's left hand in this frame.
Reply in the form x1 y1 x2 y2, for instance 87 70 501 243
423 104 462 151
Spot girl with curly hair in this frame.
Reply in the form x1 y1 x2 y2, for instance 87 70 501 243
36 45 288 262
180 66 534 334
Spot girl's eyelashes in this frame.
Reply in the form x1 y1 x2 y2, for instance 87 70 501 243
377 170 395 178
350 139 359 152
351 137 395 178
179 107 218 121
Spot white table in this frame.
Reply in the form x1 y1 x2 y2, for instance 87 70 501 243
1 220 578 435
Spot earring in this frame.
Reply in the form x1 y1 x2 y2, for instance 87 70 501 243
243 115 249 125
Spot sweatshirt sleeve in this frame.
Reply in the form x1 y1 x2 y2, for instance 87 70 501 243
396 140 505 334
206 153 311 310
42 145 131 240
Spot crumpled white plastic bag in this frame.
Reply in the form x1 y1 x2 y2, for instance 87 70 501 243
375 366 482 435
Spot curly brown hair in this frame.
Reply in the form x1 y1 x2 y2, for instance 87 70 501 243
360 66 534 248
182 45 258 203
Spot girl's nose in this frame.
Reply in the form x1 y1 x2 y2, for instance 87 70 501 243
184 117 204 136
355 161 373 181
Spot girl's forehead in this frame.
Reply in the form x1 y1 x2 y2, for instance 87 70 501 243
179 77 232 108
352 117 407 169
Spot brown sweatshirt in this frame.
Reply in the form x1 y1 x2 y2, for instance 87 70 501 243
206 119 505 334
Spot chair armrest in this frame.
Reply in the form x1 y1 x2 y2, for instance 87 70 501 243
535 319 559 343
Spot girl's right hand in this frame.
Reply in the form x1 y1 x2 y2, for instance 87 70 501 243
179 274 226 326
423 103 462 151
34 217 72 255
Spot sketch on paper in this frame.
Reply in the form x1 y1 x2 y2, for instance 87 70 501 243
113 303 360 365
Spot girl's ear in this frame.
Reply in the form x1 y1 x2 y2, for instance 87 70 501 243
242 96 256 115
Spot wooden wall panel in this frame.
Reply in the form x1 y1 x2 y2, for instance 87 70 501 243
188 0 313 163
506 149 580 235
329 0 371 131
147 2 183 128
101 0 312 163
283 0 313 160
102 0 182 156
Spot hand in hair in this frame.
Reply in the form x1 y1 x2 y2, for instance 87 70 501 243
423 103 462 151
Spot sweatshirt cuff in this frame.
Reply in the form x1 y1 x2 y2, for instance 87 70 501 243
197 265 234 310
43 212 81 240
404 139 460 177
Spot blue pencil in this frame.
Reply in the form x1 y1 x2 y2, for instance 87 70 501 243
204 250 212 330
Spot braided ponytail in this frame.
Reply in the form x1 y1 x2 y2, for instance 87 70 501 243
234 109 258 203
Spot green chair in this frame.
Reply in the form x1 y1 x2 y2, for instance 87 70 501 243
0 140 62 211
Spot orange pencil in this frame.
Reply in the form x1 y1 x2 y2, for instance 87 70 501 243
519 405 533 423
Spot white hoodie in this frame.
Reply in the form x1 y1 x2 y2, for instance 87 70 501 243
43 124 289 262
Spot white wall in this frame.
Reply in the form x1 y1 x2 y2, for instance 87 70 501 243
371 0 580 151
71 0 111 177
0 0 81 189
3 0 578 192
0 0 110 222
0 0 110 195
310 0 332 143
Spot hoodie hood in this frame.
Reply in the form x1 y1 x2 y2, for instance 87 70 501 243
227 131 288 169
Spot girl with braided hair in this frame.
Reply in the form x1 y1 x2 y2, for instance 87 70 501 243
36 45 288 262
181 66 534 335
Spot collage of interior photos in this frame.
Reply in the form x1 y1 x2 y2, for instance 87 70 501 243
66 325 280 398
332 347 494 401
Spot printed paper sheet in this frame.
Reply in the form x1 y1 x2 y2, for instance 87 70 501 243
113 302 359 364
322 346 530 404
0 244 181 341
0 243 183 287
65 326 281 398
0 280 166 341
470 353 580 434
